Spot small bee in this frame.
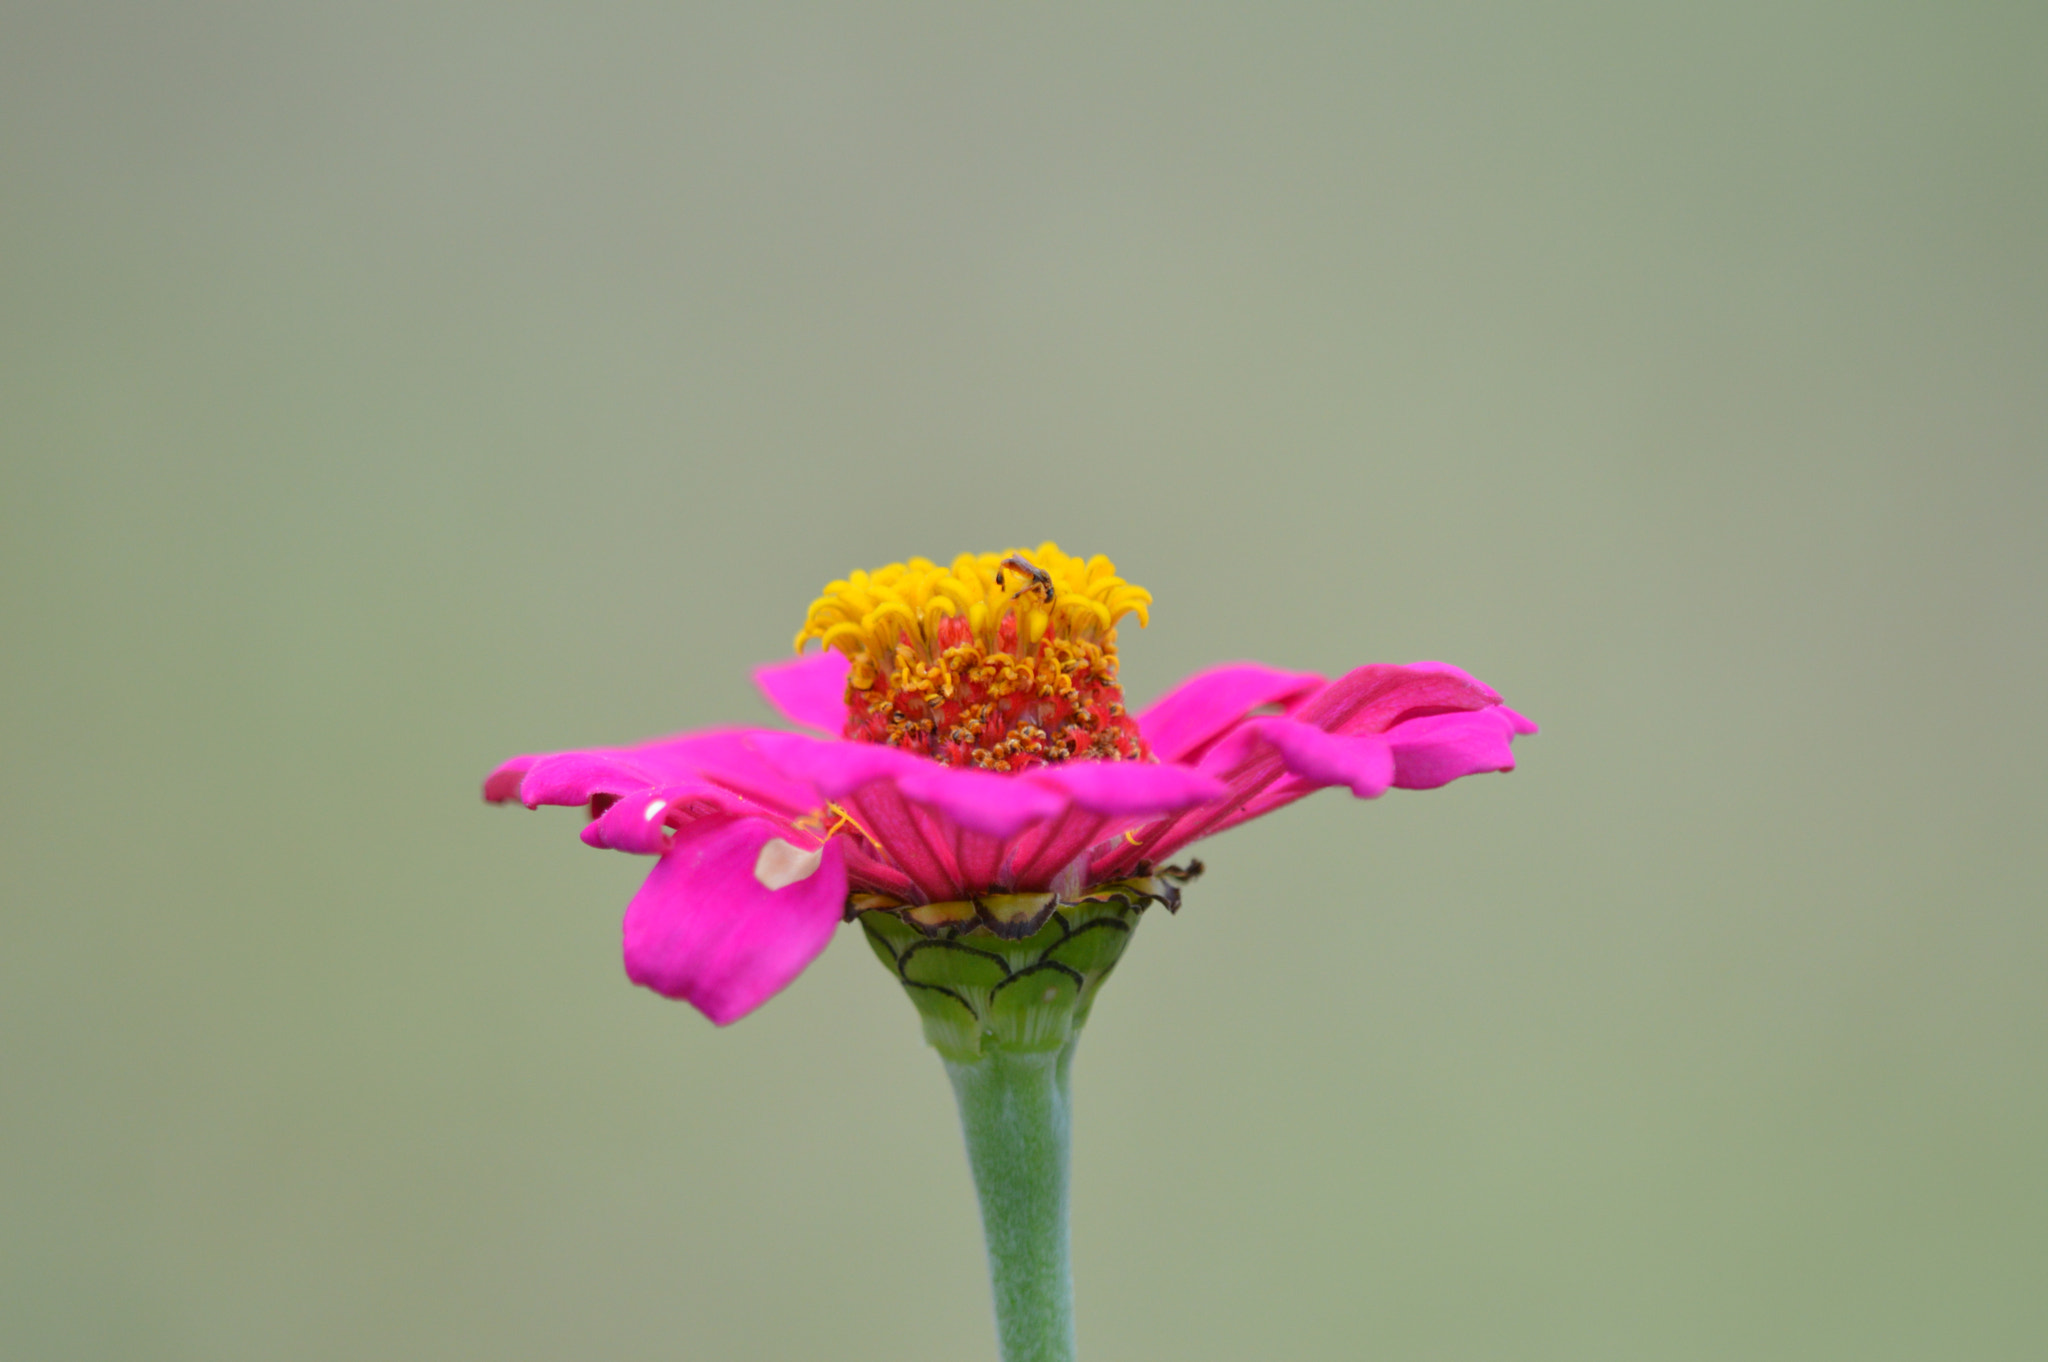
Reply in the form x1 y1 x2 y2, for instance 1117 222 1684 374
995 553 1056 604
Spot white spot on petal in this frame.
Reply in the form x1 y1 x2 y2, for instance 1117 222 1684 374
642 798 668 822
754 838 824 891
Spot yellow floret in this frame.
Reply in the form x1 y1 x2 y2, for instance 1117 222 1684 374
793 542 1151 665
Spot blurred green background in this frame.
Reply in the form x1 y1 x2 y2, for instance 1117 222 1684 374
4 3 2043 1358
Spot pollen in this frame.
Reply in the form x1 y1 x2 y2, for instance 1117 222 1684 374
794 543 1154 771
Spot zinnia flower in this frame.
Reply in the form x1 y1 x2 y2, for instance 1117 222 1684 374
483 544 1535 1027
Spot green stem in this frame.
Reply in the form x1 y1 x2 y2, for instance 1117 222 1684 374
945 1040 1078 1362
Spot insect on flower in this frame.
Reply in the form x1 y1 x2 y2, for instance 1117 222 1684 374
994 553 1056 604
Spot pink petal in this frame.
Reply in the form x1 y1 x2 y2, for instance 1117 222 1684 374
1007 806 1115 889
636 730 822 818
764 734 1066 838
483 755 538 803
1105 673 1517 873
1180 701 1537 845
1398 660 1495 691
753 651 852 735
580 783 760 855
1024 760 1227 816
836 782 965 902
1386 708 1527 789
503 730 818 818
1137 663 1327 763
893 763 1069 838
1114 718 1393 865
621 818 848 1025
759 730 924 799
515 750 664 809
1294 663 1503 737
836 841 922 902
1241 718 1396 799
954 826 1010 891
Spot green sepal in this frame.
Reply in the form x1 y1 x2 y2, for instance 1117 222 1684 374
901 940 1011 1022
1044 918 1131 974
987 964 1083 1051
859 908 924 956
862 924 902 972
976 892 1059 939
901 941 1011 990
1070 964 1118 1033
903 982 982 1057
1002 911 1071 959
904 898 979 933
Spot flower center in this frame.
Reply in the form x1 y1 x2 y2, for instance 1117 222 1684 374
795 543 1154 770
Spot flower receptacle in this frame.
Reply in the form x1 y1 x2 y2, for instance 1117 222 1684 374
856 876 1187 1062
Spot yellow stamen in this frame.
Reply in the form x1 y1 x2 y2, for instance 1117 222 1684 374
824 801 881 849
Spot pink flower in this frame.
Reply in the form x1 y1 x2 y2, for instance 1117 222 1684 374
483 545 1535 1024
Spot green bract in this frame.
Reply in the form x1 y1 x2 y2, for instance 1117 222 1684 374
855 874 1189 1062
